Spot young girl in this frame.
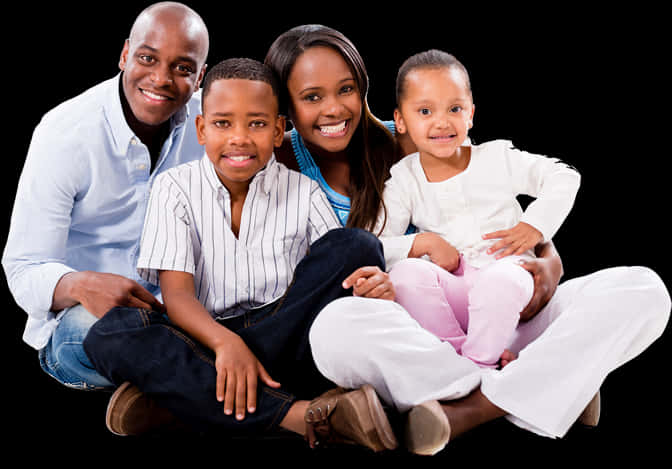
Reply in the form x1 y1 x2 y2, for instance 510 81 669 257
378 49 581 368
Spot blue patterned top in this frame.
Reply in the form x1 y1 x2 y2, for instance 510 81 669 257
290 120 396 226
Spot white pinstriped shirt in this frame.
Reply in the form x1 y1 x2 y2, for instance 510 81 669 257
137 153 340 319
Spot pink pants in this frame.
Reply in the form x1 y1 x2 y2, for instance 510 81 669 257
389 256 534 368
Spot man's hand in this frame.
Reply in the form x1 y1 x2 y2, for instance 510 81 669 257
53 271 165 318
342 266 395 300
518 256 561 321
482 222 543 259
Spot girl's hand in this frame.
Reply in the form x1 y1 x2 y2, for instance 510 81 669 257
342 266 395 301
214 335 281 420
410 232 460 272
482 222 543 259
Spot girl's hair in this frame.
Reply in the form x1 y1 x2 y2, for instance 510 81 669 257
396 49 472 105
264 24 398 232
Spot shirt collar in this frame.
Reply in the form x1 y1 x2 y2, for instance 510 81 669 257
201 152 279 197
104 73 190 156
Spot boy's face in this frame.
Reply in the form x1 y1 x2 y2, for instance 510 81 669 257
196 79 285 193
395 67 474 162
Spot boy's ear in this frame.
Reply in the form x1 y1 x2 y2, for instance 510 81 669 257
195 114 206 145
274 115 286 147
393 108 407 134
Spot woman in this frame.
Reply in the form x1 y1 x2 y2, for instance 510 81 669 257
264 24 671 455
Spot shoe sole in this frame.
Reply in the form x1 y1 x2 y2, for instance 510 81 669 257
360 384 399 450
405 400 451 456
106 381 137 436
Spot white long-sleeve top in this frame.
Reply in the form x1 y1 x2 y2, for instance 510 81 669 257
377 140 581 268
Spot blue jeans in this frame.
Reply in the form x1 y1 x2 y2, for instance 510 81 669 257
39 304 114 390
84 228 385 435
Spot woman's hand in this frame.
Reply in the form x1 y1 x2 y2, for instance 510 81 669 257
342 266 395 300
518 243 563 321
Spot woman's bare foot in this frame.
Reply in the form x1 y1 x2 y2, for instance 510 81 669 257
499 349 518 368
440 388 507 439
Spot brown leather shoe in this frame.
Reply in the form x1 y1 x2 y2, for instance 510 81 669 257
106 382 178 436
578 391 601 427
305 384 398 452
405 400 451 455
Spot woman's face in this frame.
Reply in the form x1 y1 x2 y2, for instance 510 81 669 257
286 46 362 155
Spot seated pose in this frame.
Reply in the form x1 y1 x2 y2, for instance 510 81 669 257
84 58 399 452
377 49 581 369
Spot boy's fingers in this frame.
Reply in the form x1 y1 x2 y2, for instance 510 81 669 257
224 373 236 416
236 373 247 420
247 372 257 414
216 369 227 402
258 363 281 388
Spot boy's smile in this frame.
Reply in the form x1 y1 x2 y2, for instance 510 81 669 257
196 78 284 196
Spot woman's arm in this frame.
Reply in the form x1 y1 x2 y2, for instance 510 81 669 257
518 240 564 321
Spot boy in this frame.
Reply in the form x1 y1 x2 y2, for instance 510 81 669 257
84 58 398 452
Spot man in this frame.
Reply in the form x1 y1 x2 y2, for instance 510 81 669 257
3 2 209 390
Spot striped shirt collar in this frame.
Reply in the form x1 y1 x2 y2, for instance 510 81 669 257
199 152 280 197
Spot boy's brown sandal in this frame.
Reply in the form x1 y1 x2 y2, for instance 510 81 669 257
106 381 180 436
305 384 399 452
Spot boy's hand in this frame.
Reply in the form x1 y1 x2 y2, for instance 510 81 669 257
342 266 395 301
214 335 281 420
482 222 543 259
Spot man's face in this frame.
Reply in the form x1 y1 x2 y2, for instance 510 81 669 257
119 13 207 127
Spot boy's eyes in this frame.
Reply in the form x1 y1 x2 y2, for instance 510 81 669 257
213 120 268 128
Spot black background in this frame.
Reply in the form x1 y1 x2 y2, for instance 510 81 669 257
4 2 669 465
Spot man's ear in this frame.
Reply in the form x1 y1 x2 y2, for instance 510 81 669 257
119 39 130 71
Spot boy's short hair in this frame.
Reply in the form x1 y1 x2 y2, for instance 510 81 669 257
396 49 472 105
201 58 281 110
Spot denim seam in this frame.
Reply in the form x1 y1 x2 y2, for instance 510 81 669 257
263 388 295 431
161 324 215 366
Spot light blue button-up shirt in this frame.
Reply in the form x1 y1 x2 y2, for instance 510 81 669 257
2 74 203 349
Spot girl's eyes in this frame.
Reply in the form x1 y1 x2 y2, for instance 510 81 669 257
418 105 463 116
301 84 357 103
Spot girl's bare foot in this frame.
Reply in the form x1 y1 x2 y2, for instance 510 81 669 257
499 349 518 368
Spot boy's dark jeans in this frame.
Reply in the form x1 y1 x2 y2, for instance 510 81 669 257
83 228 385 435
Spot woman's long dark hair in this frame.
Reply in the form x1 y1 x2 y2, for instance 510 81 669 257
264 24 398 232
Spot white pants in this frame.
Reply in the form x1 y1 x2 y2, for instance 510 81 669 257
309 266 670 438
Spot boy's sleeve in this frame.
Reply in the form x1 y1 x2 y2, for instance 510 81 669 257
505 141 581 241
307 181 341 244
137 172 195 286
375 166 417 268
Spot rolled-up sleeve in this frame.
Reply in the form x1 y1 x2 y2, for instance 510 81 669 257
2 123 81 324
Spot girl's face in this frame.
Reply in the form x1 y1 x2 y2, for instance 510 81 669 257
287 46 362 155
395 67 474 163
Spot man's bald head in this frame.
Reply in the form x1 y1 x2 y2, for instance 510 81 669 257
129 2 209 67
119 2 209 128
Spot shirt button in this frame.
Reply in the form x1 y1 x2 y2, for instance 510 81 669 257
136 163 147 170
